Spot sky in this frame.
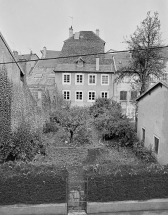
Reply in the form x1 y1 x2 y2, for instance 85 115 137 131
0 0 168 57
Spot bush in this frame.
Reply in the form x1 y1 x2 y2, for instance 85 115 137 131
43 121 59 133
73 126 92 145
133 141 157 163
90 98 136 147
0 121 45 163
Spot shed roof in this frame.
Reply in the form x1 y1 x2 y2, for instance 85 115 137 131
136 81 168 102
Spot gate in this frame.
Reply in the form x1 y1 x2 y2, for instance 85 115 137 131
66 178 88 214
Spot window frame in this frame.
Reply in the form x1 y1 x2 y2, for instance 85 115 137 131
154 135 159 154
101 74 109 85
100 91 109 98
88 90 96 102
62 73 71 85
63 90 71 101
88 74 97 85
142 127 145 143
75 90 83 101
130 90 138 101
75 73 84 85
120 91 127 101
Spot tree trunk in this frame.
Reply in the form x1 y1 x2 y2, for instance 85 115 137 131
70 130 73 143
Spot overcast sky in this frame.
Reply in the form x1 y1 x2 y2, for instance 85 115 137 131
0 0 167 57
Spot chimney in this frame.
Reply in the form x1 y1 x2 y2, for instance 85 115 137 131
13 51 18 59
96 56 99 71
96 29 99 37
74 32 80 39
42 46 47 58
69 26 73 38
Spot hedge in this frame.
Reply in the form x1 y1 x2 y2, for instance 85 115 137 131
85 165 168 202
0 163 67 205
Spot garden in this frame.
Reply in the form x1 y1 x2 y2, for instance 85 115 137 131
0 97 168 205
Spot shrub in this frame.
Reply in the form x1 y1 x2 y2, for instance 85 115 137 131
0 121 46 163
43 121 59 133
133 141 157 163
90 98 136 147
73 125 92 145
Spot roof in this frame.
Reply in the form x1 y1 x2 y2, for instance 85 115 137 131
54 63 115 73
58 31 105 64
27 69 56 87
136 81 168 102
18 53 39 61
112 52 131 71
34 50 60 68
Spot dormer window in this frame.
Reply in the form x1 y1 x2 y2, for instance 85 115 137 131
75 57 85 67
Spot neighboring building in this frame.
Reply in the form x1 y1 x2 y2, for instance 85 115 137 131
111 47 168 119
111 51 137 119
136 81 168 165
0 31 48 134
26 47 60 110
54 27 115 106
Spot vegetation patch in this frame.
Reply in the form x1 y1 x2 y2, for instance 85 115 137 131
0 162 67 205
85 164 168 202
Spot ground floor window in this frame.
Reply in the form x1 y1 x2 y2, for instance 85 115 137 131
154 136 159 154
142 128 145 143
63 90 70 100
75 91 83 101
88 91 96 101
120 91 127 101
101 91 109 98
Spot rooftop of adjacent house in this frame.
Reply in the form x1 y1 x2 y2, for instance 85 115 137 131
18 53 39 61
35 49 61 68
136 81 168 102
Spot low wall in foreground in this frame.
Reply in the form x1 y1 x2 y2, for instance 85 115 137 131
87 199 168 215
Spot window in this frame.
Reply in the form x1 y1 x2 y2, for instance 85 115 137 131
130 91 137 100
120 91 127 101
34 74 43 78
142 128 145 142
101 74 109 85
63 73 71 84
101 91 109 98
88 74 96 85
75 91 83 101
63 90 70 100
154 136 159 154
75 74 84 85
88 91 96 101
37 91 42 99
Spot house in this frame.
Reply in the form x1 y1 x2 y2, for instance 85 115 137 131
26 47 60 110
136 81 168 165
14 51 39 75
0 31 48 136
53 27 115 106
111 46 168 119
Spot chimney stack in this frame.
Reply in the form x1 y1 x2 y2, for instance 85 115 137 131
96 56 99 71
69 26 73 38
13 51 18 59
96 29 99 37
42 47 47 58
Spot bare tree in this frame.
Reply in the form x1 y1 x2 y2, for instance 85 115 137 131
116 11 166 95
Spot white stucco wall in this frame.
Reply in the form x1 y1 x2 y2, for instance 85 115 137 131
137 85 168 165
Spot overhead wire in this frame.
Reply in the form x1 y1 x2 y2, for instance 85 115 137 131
0 45 168 65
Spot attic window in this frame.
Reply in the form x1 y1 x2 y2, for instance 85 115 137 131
76 57 85 67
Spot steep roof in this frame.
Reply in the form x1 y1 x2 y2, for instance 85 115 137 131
112 52 131 71
34 50 60 68
58 31 105 64
136 81 168 102
18 53 39 61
